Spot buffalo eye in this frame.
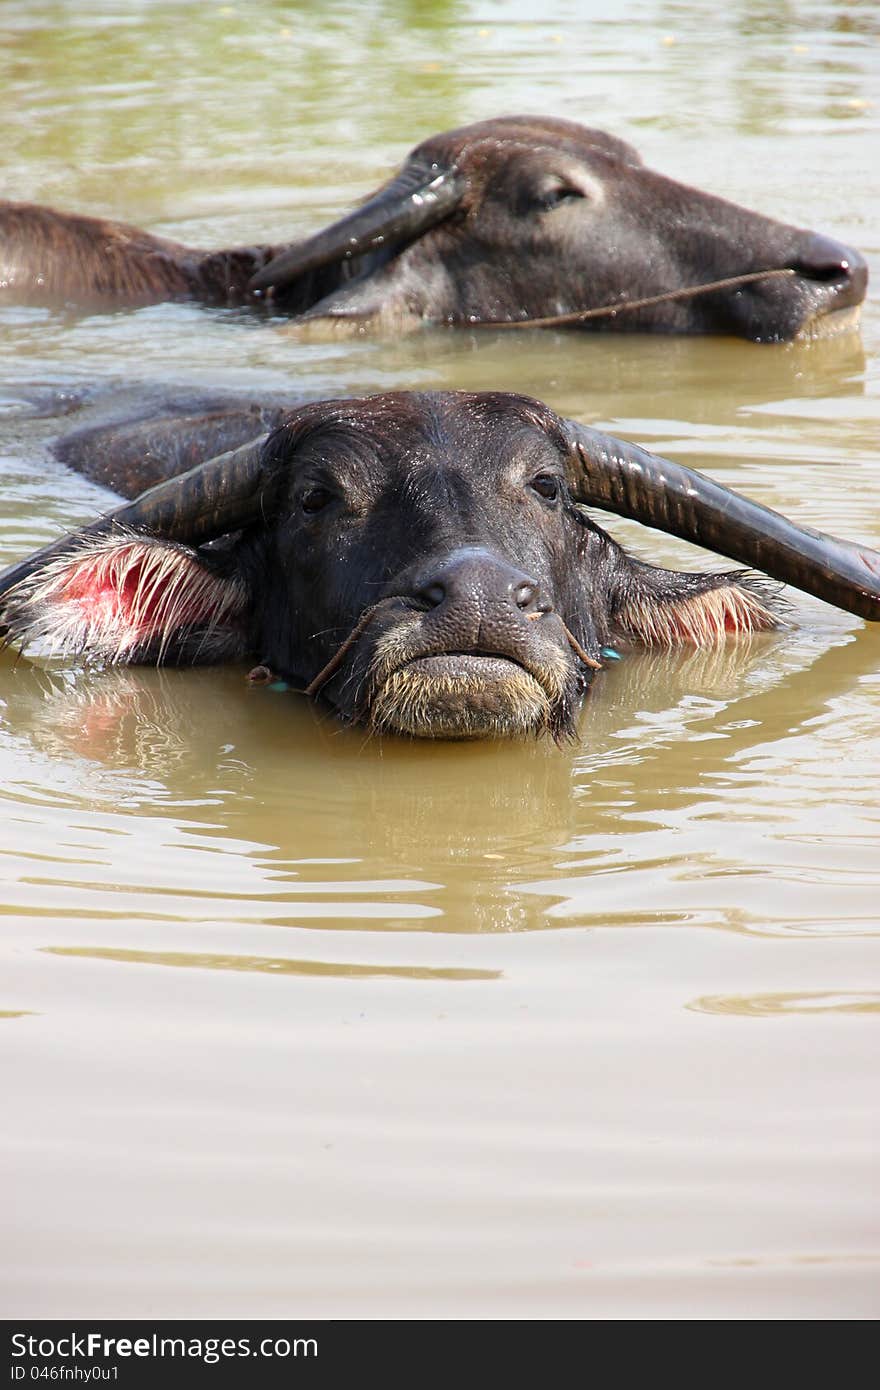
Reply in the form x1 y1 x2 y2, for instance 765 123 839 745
301 485 334 514
534 180 585 212
530 473 560 502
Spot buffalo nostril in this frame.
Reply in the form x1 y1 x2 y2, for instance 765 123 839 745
420 582 446 608
793 235 869 294
414 551 546 613
513 580 538 610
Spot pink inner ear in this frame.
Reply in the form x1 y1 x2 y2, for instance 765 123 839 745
4 535 248 663
61 547 206 636
617 583 778 648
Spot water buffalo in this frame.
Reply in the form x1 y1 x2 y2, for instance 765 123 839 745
2 391 878 741
0 117 866 341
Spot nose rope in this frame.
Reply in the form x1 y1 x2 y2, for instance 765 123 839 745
303 596 406 699
557 620 603 670
469 267 796 331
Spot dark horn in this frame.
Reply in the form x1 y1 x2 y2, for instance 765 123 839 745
0 434 272 607
248 162 464 295
563 420 880 622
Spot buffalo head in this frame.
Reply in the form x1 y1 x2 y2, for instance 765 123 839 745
3 391 879 741
250 116 867 342
1 118 866 341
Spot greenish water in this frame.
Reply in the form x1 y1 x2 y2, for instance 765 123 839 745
1 0 878 1319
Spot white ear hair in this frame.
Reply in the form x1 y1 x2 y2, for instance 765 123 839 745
616 582 777 648
1 532 248 665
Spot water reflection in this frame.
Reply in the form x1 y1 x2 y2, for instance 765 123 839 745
707 1253 880 1268
687 990 880 1016
0 634 807 804
288 327 869 450
3 622 865 797
44 945 500 982
2 620 877 936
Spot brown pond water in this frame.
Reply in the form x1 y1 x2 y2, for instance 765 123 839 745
1 0 878 1319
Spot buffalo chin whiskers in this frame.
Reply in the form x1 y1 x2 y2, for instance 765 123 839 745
367 666 554 740
363 624 579 740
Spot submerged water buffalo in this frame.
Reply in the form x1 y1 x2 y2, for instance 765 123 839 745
0 117 867 341
2 391 878 741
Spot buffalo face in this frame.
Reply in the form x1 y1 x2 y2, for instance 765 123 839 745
3 390 880 742
245 397 602 738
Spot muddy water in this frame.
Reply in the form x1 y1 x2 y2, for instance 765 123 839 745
1 0 878 1319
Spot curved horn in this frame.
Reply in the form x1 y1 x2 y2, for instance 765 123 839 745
563 420 880 622
0 434 272 608
248 162 464 295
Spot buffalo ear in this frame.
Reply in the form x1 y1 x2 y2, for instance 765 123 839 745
0 532 250 666
611 556 780 647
